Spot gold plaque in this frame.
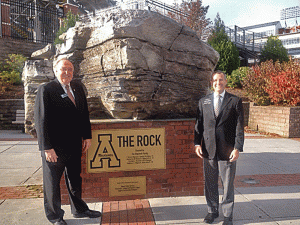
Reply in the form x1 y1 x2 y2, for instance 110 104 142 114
109 176 146 197
87 128 166 173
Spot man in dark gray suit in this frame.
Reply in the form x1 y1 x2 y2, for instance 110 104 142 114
34 59 101 225
194 70 244 225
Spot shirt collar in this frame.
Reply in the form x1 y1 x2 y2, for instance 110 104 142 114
56 78 70 88
214 90 226 98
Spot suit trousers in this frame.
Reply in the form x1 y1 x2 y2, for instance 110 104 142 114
203 157 236 218
41 151 89 223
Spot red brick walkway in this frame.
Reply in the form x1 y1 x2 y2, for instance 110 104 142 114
234 173 300 188
2 173 300 201
0 185 43 200
0 138 37 141
102 199 155 225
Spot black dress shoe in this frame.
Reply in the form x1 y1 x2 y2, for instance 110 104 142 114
204 212 219 224
53 219 67 225
223 217 233 225
73 209 102 218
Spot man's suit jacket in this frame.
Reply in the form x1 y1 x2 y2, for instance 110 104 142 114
194 91 244 160
34 79 91 157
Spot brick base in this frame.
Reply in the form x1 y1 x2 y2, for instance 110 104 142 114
60 119 204 204
249 104 300 138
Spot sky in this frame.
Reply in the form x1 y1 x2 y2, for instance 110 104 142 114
159 0 300 28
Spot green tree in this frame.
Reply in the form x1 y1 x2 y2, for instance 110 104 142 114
0 54 27 93
207 13 240 75
54 11 79 45
260 35 289 63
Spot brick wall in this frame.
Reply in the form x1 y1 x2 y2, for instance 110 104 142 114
0 38 46 62
60 119 204 203
290 107 300 138
243 102 250 127
249 104 300 138
0 99 24 130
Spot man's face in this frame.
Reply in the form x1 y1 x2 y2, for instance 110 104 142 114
55 60 74 85
212 72 227 94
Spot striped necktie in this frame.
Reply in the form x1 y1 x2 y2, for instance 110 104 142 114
215 95 222 117
66 85 76 106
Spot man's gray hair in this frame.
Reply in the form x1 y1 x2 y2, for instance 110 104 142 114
53 58 73 70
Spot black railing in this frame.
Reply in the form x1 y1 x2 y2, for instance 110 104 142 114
225 25 263 53
0 0 59 43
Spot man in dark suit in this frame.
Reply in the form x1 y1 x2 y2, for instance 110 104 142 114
34 58 101 225
194 70 244 225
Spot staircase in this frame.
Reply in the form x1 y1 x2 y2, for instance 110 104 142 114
11 23 28 39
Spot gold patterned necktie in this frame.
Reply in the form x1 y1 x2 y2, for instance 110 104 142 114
215 95 222 117
66 85 76 106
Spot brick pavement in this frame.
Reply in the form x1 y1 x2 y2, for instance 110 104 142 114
0 185 43 199
102 199 155 225
0 138 37 141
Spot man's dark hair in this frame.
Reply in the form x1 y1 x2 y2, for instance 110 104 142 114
211 70 227 81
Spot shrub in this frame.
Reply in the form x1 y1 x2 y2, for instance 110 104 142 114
54 11 79 45
242 61 272 106
227 67 249 88
264 60 300 106
0 54 27 93
243 59 300 106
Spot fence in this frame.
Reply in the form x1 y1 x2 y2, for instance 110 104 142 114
0 0 59 44
225 25 263 53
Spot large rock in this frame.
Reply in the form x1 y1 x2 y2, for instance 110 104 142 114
23 9 219 134
56 10 218 119
22 60 55 136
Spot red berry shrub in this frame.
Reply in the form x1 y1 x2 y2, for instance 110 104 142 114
243 60 300 106
243 61 272 106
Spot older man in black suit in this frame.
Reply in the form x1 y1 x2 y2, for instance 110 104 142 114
34 58 101 225
194 70 244 225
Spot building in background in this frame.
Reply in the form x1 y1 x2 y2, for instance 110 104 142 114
240 6 300 58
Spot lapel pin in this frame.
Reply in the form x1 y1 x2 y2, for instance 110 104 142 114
61 93 68 98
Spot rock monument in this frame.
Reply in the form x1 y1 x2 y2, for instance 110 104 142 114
23 9 219 136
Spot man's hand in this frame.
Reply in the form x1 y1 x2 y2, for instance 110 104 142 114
82 139 91 152
195 145 203 158
229 149 239 162
45 149 58 162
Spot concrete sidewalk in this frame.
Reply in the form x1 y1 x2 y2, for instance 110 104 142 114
0 130 300 224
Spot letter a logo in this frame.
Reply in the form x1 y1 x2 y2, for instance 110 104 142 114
90 134 120 169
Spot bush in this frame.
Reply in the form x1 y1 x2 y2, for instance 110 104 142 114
54 11 79 45
242 61 272 106
243 60 300 106
0 54 27 92
227 67 249 88
264 60 300 106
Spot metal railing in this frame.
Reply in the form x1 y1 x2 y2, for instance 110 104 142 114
225 25 264 53
0 0 60 43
